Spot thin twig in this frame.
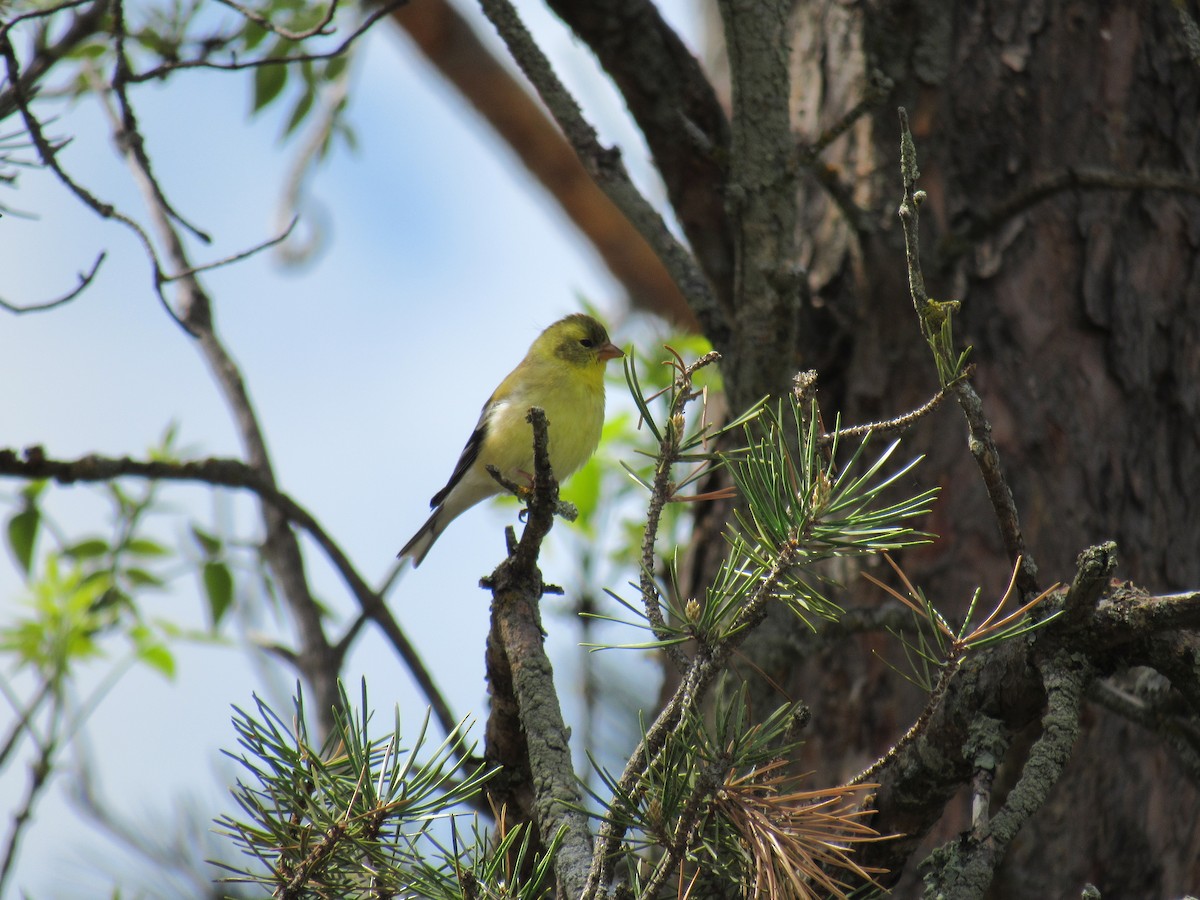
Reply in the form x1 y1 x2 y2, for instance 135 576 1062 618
161 216 300 282
212 0 339 41
127 0 407 83
0 694 62 896
895 107 1040 599
110 16 211 245
821 381 955 444
0 252 106 313
637 350 720 673
806 69 894 158
0 31 179 324
794 69 893 239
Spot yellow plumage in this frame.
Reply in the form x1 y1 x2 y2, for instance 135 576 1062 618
398 314 623 567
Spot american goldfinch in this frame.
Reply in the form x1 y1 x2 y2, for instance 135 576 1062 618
398 313 623 567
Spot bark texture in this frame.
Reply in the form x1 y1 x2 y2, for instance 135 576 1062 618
776 1 1200 895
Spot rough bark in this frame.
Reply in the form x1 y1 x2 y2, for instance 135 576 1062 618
772 1 1200 895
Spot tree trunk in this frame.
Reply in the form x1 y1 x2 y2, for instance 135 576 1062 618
769 0 1200 894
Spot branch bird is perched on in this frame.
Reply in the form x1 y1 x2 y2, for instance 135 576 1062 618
398 314 624 567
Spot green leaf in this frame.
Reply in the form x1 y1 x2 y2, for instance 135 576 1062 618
125 567 166 589
252 61 288 114
126 538 169 558
63 538 110 560
242 21 268 51
136 642 176 679
130 624 176 678
561 457 601 530
6 506 39 575
67 40 108 61
108 481 133 514
203 560 234 628
282 87 315 137
21 480 48 502
324 53 348 81
190 524 221 557
333 119 357 154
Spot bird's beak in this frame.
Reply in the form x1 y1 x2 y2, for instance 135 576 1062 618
598 342 624 361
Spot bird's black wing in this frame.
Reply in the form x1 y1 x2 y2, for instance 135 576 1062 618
428 400 493 508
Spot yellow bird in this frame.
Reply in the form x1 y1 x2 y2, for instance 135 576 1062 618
398 313 623 567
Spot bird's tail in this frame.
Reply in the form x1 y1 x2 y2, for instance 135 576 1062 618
397 508 443 567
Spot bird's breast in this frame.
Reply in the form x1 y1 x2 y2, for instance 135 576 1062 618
481 376 603 483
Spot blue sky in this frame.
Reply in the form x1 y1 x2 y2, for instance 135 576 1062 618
0 1 705 895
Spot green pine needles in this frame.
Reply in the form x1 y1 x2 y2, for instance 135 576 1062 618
214 681 556 899
720 396 939 629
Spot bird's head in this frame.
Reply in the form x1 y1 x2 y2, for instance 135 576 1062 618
538 313 624 370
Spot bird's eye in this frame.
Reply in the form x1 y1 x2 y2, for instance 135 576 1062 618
579 338 595 348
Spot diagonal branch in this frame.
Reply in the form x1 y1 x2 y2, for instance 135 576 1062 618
392 0 696 328
0 447 463 753
544 0 734 308
476 0 724 344
97 0 344 734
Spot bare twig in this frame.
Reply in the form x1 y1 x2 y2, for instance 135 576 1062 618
161 217 300 282
127 0 406 83
895 107 1040 600
0 30 178 323
794 68 893 239
0 252 105 313
0 694 61 896
107 19 212 245
821 381 955 444
476 0 723 343
212 0 338 41
803 69 893 159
